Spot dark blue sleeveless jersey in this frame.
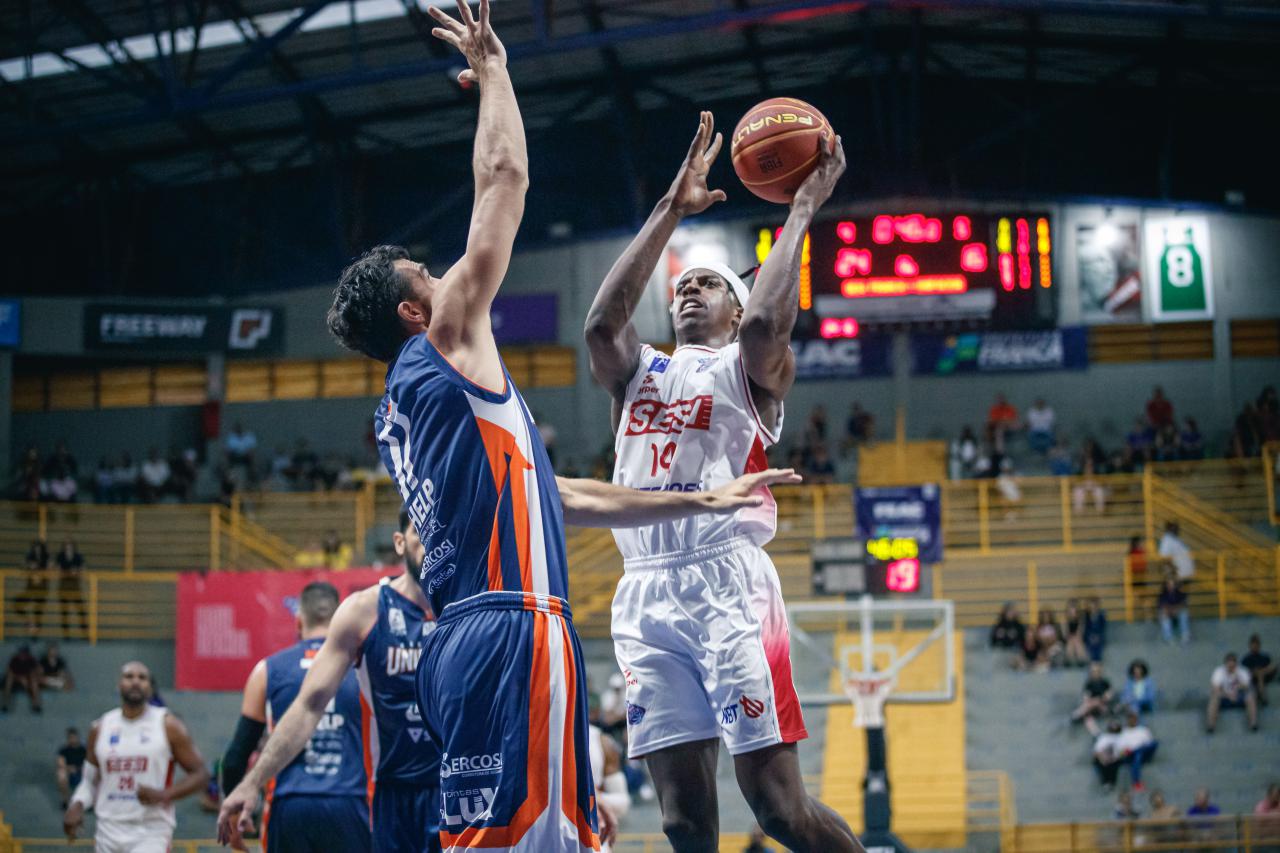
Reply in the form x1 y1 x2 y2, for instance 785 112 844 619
374 334 569 616
355 578 440 786
264 637 368 800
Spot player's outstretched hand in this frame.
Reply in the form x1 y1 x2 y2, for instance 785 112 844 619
216 783 259 849
428 0 505 86
704 468 803 512
597 799 618 846
792 134 846 212
62 802 84 842
669 110 728 218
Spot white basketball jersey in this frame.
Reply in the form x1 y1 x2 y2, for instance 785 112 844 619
612 342 781 559
92 705 175 828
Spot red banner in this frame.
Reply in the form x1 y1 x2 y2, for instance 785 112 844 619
176 567 399 691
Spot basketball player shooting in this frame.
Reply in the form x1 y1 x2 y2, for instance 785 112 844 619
315 4 799 850
584 114 860 852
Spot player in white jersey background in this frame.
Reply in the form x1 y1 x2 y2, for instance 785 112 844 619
63 661 210 853
584 112 860 853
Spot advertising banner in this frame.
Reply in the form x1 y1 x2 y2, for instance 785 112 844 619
1144 216 1214 321
790 334 892 381
854 484 943 564
911 328 1088 375
176 567 398 690
84 304 285 354
0 299 19 348
1075 219 1142 323
491 293 558 344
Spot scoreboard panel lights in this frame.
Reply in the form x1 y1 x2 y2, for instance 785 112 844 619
819 317 860 339
884 558 922 593
866 536 919 562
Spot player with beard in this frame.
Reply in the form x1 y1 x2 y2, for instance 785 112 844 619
584 113 860 852
63 662 209 852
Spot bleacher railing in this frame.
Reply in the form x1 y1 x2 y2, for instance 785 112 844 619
0 569 175 643
1011 813 1280 852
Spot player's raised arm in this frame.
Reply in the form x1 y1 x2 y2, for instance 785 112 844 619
585 112 727 404
216 593 374 847
427 0 526 342
557 468 801 527
739 137 846 402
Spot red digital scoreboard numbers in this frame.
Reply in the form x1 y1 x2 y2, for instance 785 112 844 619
755 211 1056 335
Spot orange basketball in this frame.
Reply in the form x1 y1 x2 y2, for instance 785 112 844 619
731 97 832 204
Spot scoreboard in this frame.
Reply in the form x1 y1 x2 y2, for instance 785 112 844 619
754 210 1058 335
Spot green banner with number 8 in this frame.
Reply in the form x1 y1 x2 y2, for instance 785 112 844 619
1147 217 1213 320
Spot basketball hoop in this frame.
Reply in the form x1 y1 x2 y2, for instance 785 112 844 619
845 674 895 729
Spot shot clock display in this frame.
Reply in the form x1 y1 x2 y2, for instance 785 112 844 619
754 210 1057 335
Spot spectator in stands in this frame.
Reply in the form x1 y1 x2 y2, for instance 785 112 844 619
1116 710 1158 791
44 466 78 503
1243 634 1276 707
225 421 257 472
2 644 43 713
1158 521 1194 583
1126 417 1155 463
93 458 114 503
55 727 86 810
1256 783 1280 818
1153 424 1181 462
39 642 73 691
1260 386 1280 442
1033 608 1065 669
42 440 78 482
17 538 51 634
1187 787 1221 823
1146 386 1175 430
1071 662 1114 735
322 529 354 570
743 824 774 853
990 602 1026 650
1180 418 1205 459
1120 660 1155 715
112 452 138 503
805 405 828 446
843 402 874 451
1148 789 1178 820
1139 789 1183 849
1072 458 1106 514
1126 535 1149 582
14 444 42 500
987 393 1019 446
1013 632 1040 671
290 438 320 490
995 457 1022 517
1157 575 1190 645
1063 599 1089 666
1084 596 1108 663
1048 440 1074 477
1113 789 1141 819
805 442 836 485
1025 398 1056 454
1092 718 1124 791
55 538 87 637
139 447 171 503
1207 652 1259 733
169 447 198 501
952 426 980 478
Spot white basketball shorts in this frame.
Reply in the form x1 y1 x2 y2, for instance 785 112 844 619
95 818 173 853
610 536 807 757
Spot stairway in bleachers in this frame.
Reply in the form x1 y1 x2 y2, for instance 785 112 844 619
965 616 1280 824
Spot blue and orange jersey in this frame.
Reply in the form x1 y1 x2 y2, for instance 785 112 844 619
354 578 439 787
375 333 569 615
264 637 367 800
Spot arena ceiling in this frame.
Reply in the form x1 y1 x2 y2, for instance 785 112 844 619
2 0 1279 296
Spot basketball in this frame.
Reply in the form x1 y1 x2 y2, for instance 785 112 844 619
731 97 833 204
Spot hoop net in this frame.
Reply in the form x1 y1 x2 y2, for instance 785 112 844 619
844 674 895 729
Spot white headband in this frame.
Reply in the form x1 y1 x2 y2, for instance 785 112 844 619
675 262 750 308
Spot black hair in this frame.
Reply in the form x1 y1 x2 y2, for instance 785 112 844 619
299 581 340 628
1129 659 1149 678
327 245 413 362
399 509 413 534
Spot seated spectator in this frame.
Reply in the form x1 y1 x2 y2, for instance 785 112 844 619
1126 417 1154 462
1116 710 1158 791
1180 417 1204 459
322 530 354 570
225 421 258 473
1083 596 1108 662
1033 608 1065 669
1207 652 1259 733
55 727 86 809
1154 424 1182 462
1148 789 1179 821
1072 458 1106 514
1126 535 1149 581
1242 634 1276 706
1120 660 1155 715
139 447 171 503
1025 398 1055 453
1113 789 1141 820
989 602 1026 650
112 452 138 503
14 444 41 500
1071 662 1114 735
994 458 1022 517
1013 631 1040 672
805 442 836 485
1256 782 1280 819
844 402 874 451
1146 385 1175 430
987 393 1019 445
294 540 325 568
1048 440 1074 477
805 405 828 447
290 438 320 490
1157 576 1190 645
39 643 73 691
1158 521 1194 582
169 447 198 501
1063 599 1089 666
1187 786 1221 830
43 440 78 482
1142 789 1183 847
1092 718 1125 791
2 644 43 713
17 537 52 634
952 426 980 479
93 458 114 503
44 468 78 503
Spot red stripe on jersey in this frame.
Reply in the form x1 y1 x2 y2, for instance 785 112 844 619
359 692 376 808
